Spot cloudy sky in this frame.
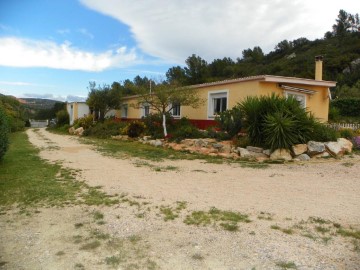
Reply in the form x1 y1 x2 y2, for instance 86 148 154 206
0 0 358 101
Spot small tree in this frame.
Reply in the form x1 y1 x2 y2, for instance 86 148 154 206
134 81 203 137
86 82 122 122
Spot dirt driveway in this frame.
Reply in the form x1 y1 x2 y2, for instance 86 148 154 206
1 128 359 270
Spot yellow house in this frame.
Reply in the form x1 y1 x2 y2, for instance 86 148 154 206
119 57 336 129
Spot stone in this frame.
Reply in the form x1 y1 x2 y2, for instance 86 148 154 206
307 141 325 156
194 139 206 148
262 149 271 156
312 152 330 159
337 138 353 153
292 144 308 156
297 153 311 161
238 148 252 158
212 143 224 150
325 141 344 157
246 146 264 153
270 149 292 161
74 127 84 136
149 140 162 147
68 127 75 135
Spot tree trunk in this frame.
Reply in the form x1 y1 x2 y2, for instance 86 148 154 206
162 113 168 137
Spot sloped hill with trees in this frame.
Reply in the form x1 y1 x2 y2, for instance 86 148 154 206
108 10 359 101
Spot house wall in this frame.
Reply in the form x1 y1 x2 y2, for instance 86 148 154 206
118 80 330 127
67 102 90 125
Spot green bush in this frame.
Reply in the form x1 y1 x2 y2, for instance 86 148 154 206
56 109 70 127
123 121 146 138
171 117 203 142
0 108 9 160
142 113 174 138
263 112 299 150
73 115 94 129
331 98 360 117
328 106 340 121
240 94 324 150
310 123 338 142
83 120 126 138
339 128 356 139
215 106 243 138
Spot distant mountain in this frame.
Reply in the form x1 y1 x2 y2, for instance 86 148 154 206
19 98 60 110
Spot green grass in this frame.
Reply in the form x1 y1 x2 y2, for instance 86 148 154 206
160 207 179 221
276 261 297 269
0 132 119 208
0 132 82 206
184 207 250 231
337 228 360 239
79 240 101 250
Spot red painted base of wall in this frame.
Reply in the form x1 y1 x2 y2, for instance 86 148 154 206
114 117 218 130
188 119 217 130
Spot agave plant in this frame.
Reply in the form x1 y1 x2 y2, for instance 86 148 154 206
240 93 323 150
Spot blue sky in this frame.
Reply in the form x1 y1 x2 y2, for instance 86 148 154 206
0 0 358 101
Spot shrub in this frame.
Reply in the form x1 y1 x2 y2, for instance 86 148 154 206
83 120 126 138
240 94 318 150
142 113 174 138
311 123 339 142
56 109 70 127
232 135 250 148
328 106 340 121
0 108 9 160
353 136 360 149
171 117 203 142
339 128 356 139
122 121 146 138
263 112 299 150
204 127 231 141
73 115 94 129
331 98 360 117
215 106 243 138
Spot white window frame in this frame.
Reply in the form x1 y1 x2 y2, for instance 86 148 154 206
121 104 128 118
141 103 150 117
285 91 306 109
170 103 181 118
207 90 229 119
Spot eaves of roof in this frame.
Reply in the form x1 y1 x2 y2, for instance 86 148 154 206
192 75 336 88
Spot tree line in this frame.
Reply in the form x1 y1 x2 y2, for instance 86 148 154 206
95 9 359 101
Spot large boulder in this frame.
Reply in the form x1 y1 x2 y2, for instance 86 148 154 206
270 149 292 161
292 144 307 156
337 138 353 153
68 127 75 135
325 141 345 157
307 141 325 156
238 148 252 158
74 127 84 136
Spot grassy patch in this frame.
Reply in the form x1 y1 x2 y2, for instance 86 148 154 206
257 212 273 221
79 240 101 250
0 132 82 207
93 210 104 220
341 162 354 167
191 253 204 260
159 201 187 221
184 207 250 231
0 132 120 208
337 228 360 239
276 261 297 269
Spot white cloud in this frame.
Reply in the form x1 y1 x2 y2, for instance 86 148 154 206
0 81 34 86
80 0 359 63
0 37 139 71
